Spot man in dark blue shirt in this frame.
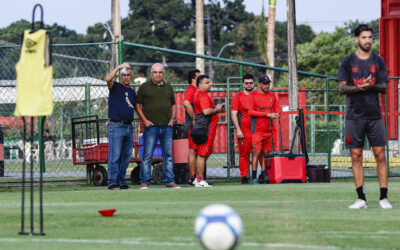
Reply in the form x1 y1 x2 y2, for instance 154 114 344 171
105 63 136 190
338 24 391 209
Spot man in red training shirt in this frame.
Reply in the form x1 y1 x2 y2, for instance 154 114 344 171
192 75 224 187
183 69 200 185
231 74 256 184
249 74 280 184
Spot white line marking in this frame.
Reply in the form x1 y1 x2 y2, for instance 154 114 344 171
0 199 360 208
243 242 338 249
322 230 400 235
326 235 389 239
0 238 339 249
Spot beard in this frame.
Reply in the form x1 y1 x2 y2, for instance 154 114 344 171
244 86 254 92
358 42 371 52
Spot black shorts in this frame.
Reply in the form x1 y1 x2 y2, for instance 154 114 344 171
345 119 386 148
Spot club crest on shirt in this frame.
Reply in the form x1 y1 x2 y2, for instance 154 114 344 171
269 97 273 103
351 67 358 73
25 38 37 49
258 98 262 103
370 64 377 73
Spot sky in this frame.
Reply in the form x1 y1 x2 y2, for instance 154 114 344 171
0 0 380 35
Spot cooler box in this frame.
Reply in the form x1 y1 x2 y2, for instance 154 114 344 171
264 153 306 183
172 123 189 164
306 163 330 183
263 111 307 184
172 123 189 184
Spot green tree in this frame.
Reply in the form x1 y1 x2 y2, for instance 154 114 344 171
0 20 83 44
293 26 379 105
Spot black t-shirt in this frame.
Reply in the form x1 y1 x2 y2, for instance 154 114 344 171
337 53 388 120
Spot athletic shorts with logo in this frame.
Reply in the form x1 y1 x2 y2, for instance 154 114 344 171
345 118 386 148
252 130 277 152
188 128 213 153
189 131 216 157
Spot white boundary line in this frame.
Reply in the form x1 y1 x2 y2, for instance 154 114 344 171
0 199 361 208
0 237 339 249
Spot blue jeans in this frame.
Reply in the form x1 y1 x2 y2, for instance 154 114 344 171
107 122 134 186
140 125 175 185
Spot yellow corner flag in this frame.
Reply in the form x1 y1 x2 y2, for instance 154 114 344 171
14 29 53 116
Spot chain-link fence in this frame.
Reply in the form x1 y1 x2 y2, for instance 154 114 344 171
0 43 111 184
1 41 400 185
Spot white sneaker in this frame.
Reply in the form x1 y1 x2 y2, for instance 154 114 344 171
195 180 212 188
192 178 198 186
349 199 368 209
379 198 393 209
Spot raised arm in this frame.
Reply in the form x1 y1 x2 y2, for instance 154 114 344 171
105 62 131 89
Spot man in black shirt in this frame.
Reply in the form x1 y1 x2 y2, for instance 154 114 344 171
338 24 392 209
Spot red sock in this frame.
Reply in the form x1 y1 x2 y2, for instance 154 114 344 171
197 176 204 182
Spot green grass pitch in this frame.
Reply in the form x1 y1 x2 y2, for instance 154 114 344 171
1 179 400 249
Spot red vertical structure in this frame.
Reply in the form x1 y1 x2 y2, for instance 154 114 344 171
380 0 400 139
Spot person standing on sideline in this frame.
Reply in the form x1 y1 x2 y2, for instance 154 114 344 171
338 24 392 209
43 129 55 160
231 74 256 184
184 69 200 185
105 63 136 190
192 75 224 187
135 63 180 189
249 74 280 184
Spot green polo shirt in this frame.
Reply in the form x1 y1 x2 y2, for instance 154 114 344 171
136 80 175 126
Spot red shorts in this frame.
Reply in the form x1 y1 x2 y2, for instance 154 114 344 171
197 133 215 156
251 132 276 152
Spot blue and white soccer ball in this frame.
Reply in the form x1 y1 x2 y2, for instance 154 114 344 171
195 204 243 250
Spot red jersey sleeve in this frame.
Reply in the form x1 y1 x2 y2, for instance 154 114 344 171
199 92 213 112
184 85 196 104
231 93 240 111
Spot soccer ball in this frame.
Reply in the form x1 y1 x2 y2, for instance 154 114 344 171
195 204 243 250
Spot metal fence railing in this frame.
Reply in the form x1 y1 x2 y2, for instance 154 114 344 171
1 41 400 185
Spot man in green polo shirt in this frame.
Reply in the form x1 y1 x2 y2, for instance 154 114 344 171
135 63 180 189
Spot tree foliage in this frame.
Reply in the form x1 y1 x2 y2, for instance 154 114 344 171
3 0 370 88
0 20 83 44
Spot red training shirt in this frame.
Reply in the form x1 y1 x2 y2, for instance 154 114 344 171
184 84 197 105
184 84 197 123
231 91 253 134
249 90 280 134
194 90 218 135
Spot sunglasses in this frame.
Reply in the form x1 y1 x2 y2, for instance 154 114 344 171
261 81 271 85
243 81 254 85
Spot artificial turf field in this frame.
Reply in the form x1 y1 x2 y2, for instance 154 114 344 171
1 178 400 250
